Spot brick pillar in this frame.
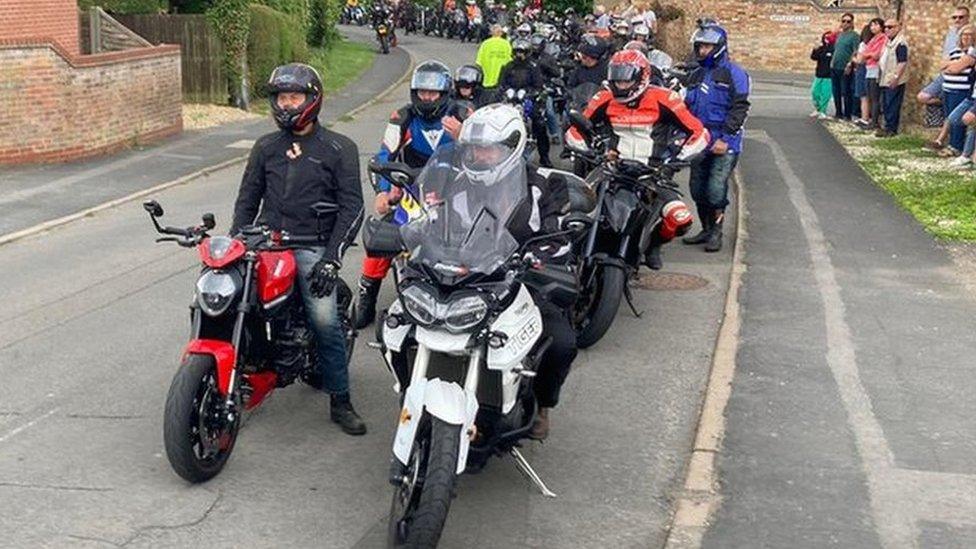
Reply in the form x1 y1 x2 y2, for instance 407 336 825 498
0 0 81 57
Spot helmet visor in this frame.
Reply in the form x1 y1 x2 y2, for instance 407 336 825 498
461 142 516 171
691 27 723 45
455 66 481 84
411 70 452 92
608 63 640 83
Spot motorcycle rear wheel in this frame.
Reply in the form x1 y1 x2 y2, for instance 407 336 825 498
575 264 625 349
388 416 461 548
163 354 241 483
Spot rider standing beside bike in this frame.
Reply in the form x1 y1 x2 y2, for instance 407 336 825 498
230 64 367 435
682 23 750 253
355 61 471 329
498 38 553 167
565 49 709 269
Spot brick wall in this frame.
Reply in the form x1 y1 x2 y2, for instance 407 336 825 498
0 0 81 57
0 43 182 165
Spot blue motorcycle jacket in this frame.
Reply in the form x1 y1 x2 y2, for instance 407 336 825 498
684 54 751 154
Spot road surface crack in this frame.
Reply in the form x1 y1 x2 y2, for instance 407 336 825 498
119 490 223 547
0 480 113 492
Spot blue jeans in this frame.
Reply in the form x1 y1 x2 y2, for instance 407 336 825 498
689 152 738 211
545 96 559 136
294 248 350 395
948 97 976 157
944 90 969 151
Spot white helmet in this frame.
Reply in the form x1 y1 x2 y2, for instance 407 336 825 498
633 24 650 38
458 104 527 185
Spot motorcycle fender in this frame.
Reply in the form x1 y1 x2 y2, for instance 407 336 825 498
486 285 543 371
183 339 235 396
605 188 638 233
415 326 470 354
392 378 479 475
382 299 411 353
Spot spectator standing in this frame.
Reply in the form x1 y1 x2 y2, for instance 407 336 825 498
944 30 976 168
856 18 887 129
475 24 513 90
810 31 835 119
852 25 870 122
831 13 860 120
941 25 975 154
877 19 909 137
594 4 610 29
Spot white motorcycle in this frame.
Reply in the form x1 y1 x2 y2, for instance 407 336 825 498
363 148 580 548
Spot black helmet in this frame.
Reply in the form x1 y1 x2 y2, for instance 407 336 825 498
454 64 484 88
512 37 532 59
267 63 323 132
578 34 607 59
529 33 546 54
410 60 453 119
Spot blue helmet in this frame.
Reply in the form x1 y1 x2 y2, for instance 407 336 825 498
691 23 727 67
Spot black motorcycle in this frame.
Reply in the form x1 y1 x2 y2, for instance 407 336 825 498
564 112 692 348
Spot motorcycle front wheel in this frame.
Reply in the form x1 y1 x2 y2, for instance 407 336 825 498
388 416 461 548
380 35 390 54
575 264 625 348
163 354 241 483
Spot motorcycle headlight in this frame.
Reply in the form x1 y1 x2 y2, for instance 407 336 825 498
195 270 241 317
444 294 488 332
401 284 438 326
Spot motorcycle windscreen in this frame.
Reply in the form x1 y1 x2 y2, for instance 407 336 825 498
400 144 525 285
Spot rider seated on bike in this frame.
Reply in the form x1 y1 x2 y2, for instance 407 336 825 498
566 34 609 88
453 64 491 109
355 61 473 330
230 64 367 435
465 0 481 21
498 38 553 167
393 104 577 440
565 49 709 270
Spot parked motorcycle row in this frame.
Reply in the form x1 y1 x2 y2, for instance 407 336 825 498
147 17 706 549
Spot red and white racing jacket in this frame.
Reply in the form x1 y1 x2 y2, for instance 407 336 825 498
566 86 710 163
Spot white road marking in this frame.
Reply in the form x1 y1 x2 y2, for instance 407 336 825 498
0 408 59 444
753 129 976 546
226 139 256 149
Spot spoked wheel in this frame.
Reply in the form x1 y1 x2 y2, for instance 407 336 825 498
388 417 461 548
575 263 625 349
163 355 241 483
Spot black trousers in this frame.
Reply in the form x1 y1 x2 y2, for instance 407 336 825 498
534 300 577 408
531 114 551 165
831 68 855 119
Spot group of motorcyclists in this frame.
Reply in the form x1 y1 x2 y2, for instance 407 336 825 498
218 14 749 546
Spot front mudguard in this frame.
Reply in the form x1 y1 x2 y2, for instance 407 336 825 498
182 339 236 396
393 378 479 475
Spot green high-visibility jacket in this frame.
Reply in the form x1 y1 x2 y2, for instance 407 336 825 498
476 36 513 88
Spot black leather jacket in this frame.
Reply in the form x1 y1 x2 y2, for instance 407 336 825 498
231 124 364 264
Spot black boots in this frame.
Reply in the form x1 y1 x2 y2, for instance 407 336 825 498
682 207 712 245
705 211 724 253
330 393 367 435
643 244 663 270
354 275 382 330
530 407 550 440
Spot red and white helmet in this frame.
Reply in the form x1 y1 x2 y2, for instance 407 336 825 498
606 49 651 104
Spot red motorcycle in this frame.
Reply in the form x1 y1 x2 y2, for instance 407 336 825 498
144 200 355 483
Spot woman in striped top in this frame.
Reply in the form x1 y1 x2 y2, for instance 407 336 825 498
941 26 975 154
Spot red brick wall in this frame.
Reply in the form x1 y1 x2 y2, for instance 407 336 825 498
0 0 81 57
0 44 182 165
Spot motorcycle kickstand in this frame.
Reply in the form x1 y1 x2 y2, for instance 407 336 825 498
509 448 557 498
623 281 643 318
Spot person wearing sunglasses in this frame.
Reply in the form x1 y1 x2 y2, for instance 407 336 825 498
918 7 970 149
877 20 909 136
831 13 860 120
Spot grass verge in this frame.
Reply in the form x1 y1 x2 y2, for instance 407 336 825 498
824 121 976 241
249 37 376 115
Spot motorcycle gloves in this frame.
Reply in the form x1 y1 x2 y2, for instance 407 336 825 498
308 259 341 298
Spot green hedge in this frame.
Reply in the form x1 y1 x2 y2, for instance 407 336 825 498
247 4 311 98
77 0 165 13
307 0 341 47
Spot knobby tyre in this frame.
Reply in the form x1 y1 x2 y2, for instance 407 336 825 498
389 417 461 548
163 354 241 483
575 264 625 349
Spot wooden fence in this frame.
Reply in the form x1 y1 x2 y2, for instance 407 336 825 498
115 14 226 104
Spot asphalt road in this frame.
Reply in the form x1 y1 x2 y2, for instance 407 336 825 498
0 28 733 548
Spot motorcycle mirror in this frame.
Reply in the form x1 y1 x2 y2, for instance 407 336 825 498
368 159 417 189
517 89 526 100
567 110 593 139
143 200 163 218
201 213 216 230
